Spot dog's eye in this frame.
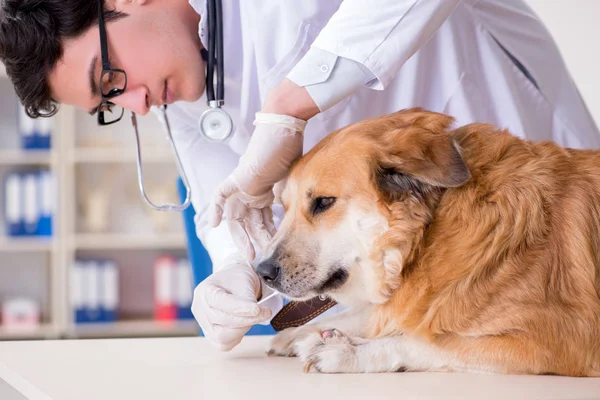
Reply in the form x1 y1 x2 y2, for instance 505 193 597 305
312 197 336 215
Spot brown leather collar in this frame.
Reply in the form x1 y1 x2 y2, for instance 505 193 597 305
270 296 337 332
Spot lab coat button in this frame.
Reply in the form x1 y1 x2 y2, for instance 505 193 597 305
320 64 329 73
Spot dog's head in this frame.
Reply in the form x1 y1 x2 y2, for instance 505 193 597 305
257 108 471 306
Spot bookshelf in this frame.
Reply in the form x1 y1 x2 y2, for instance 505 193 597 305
0 323 59 340
0 65 196 341
0 149 54 165
72 233 187 251
0 236 55 253
66 320 199 339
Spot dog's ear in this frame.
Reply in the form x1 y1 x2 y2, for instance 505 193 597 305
273 177 288 205
372 110 471 201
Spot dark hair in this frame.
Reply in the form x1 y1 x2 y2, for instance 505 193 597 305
0 1 124 118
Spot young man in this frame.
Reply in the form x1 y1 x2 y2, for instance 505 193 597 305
2 0 599 351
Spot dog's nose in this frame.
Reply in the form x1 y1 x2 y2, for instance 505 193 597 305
257 259 281 283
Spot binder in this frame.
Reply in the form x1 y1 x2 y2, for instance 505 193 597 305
82 260 102 323
175 258 194 320
22 172 39 235
71 261 87 323
17 103 37 150
37 169 53 236
36 116 53 149
99 260 119 323
154 255 177 322
4 173 22 236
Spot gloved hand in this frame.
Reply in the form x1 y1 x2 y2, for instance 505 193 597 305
208 112 307 261
191 255 273 351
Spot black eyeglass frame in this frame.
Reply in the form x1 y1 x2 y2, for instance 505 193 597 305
97 0 127 126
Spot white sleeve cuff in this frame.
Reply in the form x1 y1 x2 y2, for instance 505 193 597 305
286 47 376 113
195 213 243 272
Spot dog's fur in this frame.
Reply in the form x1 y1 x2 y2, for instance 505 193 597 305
259 108 600 376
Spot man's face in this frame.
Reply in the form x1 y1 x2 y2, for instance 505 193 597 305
48 0 206 117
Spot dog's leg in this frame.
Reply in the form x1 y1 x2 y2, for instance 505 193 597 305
297 331 445 373
267 305 371 357
298 329 576 375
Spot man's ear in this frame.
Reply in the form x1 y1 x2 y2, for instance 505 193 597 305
372 117 471 201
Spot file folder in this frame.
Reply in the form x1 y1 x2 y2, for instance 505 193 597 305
71 261 87 323
36 116 53 149
154 255 177 322
22 173 39 235
82 260 102 323
4 173 22 236
37 170 53 236
17 104 37 150
99 260 119 323
175 258 194 320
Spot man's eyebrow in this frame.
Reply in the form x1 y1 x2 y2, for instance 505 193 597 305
88 55 99 114
89 54 99 98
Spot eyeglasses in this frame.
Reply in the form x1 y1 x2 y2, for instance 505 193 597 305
96 0 126 125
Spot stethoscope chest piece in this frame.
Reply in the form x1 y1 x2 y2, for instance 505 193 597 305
199 106 233 142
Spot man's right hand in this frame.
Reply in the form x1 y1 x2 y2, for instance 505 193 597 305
191 255 273 351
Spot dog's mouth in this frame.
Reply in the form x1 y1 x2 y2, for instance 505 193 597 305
315 268 349 294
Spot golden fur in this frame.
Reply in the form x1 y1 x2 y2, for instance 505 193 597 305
263 108 600 376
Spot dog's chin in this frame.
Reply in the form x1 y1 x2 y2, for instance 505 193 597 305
271 268 350 301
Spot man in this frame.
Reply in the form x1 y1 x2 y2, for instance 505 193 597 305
2 0 599 351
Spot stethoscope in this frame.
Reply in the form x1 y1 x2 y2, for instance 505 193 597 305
131 0 232 212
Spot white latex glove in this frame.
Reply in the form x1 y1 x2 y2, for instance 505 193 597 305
191 255 273 351
208 112 307 261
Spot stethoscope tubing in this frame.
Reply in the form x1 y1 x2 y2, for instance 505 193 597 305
131 107 192 212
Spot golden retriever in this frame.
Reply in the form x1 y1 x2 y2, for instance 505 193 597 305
257 108 600 376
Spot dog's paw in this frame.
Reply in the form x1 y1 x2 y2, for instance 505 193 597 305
296 328 361 373
266 326 320 357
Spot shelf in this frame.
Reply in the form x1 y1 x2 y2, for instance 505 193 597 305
0 149 53 165
0 324 59 340
72 147 174 164
0 236 54 253
73 233 187 250
67 319 199 338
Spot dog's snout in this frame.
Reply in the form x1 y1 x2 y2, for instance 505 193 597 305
257 259 281 283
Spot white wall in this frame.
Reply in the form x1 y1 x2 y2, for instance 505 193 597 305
526 0 600 128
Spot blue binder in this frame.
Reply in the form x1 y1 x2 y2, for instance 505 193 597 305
35 117 53 149
4 172 23 236
22 172 39 235
98 259 119 323
37 169 53 236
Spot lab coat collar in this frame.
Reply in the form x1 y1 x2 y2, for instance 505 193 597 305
188 0 209 49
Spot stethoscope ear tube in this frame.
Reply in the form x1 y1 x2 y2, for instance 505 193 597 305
214 0 224 102
205 0 224 105
131 107 192 212
206 0 216 103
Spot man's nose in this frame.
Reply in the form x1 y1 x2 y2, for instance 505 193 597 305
110 86 151 116
256 258 281 283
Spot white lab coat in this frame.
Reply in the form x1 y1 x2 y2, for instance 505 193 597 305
163 0 600 318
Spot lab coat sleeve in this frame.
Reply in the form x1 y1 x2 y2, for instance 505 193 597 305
287 0 461 109
287 47 376 112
